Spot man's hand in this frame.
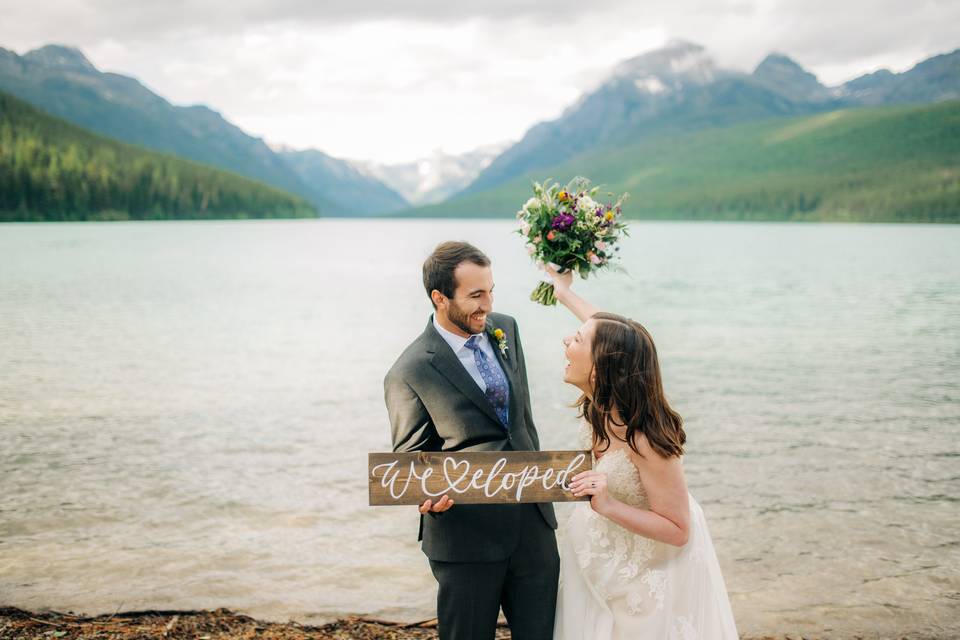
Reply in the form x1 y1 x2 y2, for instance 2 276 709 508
419 495 455 514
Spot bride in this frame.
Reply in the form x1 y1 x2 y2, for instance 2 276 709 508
546 266 739 640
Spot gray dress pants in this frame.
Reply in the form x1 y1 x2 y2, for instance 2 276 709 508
428 504 560 640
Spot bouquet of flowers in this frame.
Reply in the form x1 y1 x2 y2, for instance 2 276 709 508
516 177 628 305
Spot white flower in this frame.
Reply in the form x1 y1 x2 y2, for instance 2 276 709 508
519 220 531 235
523 197 539 211
578 195 599 213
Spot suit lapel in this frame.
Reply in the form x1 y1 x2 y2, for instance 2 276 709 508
424 320 504 426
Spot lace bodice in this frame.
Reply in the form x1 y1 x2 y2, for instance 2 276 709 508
580 423 650 509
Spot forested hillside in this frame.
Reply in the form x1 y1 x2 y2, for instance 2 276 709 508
0 92 316 221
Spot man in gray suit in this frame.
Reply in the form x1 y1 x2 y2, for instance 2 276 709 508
384 241 559 640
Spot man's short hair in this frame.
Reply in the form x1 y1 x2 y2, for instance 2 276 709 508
423 241 491 308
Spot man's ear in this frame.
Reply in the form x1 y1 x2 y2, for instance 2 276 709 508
431 289 446 309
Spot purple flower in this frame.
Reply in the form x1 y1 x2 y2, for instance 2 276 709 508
551 213 575 231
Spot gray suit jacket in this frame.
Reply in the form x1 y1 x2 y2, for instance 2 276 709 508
384 311 558 562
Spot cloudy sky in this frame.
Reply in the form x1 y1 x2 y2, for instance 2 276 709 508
3 0 958 163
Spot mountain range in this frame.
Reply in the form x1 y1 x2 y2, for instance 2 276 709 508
406 99 959 223
0 44 407 216
353 143 510 206
1 40 957 221
458 40 960 197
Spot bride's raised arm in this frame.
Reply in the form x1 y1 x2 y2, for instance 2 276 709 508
543 264 599 321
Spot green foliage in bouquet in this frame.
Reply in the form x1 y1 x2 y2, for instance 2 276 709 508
516 177 629 305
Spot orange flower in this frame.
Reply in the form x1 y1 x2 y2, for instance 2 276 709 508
547 230 556 241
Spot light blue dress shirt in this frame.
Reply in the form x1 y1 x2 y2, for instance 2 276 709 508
432 314 505 393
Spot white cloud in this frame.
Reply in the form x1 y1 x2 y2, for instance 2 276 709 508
2 0 957 162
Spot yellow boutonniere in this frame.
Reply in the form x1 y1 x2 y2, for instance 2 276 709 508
489 327 509 358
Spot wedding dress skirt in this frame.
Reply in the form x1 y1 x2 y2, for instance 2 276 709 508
554 429 738 640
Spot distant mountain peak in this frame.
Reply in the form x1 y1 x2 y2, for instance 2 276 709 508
355 143 510 206
753 51 830 102
840 68 895 93
756 52 805 72
23 44 96 72
611 40 716 86
839 48 960 105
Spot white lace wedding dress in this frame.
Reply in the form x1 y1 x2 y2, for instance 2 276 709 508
553 425 739 639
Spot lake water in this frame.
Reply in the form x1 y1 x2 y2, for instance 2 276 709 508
1 219 958 638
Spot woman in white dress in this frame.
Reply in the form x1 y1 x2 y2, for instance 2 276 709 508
546 266 739 640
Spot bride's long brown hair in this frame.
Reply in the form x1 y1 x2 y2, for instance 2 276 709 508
577 312 686 459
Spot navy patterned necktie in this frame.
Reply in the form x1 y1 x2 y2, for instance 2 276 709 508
464 335 510 428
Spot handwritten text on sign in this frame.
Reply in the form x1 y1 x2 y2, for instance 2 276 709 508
368 450 591 505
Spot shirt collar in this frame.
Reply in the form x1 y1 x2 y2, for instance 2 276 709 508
432 314 485 353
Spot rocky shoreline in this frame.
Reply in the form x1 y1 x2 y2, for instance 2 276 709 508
0 606 943 639
0 608 505 640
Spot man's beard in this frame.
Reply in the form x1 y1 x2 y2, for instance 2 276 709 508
448 299 481 335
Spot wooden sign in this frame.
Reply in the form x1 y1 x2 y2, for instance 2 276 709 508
368 450 592 506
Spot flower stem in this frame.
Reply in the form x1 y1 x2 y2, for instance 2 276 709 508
530 281 558 306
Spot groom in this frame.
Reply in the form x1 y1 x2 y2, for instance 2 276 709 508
384 241 559 640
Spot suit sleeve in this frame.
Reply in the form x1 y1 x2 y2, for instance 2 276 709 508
385 373 441 453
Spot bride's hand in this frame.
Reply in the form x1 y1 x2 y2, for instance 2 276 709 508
570 470 614 515
543 263 573 295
